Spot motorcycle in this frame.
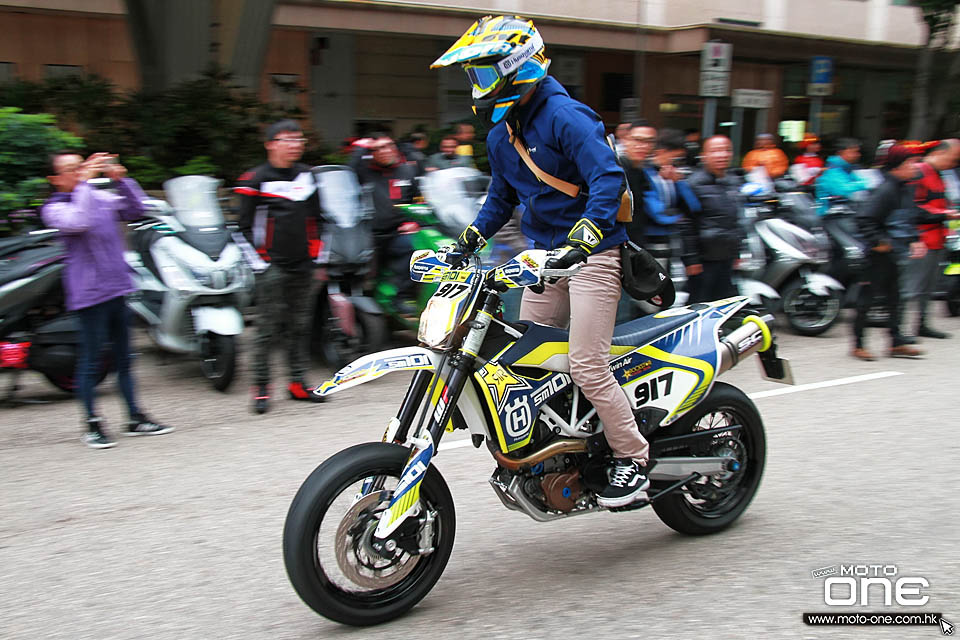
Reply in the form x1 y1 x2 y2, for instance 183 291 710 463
0 230 109 397
939 219 960 316
125 176 253 391
740 187 844 337
310 165 387 369
282 246 793 626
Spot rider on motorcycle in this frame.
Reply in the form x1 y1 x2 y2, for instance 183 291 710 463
431 15 649 508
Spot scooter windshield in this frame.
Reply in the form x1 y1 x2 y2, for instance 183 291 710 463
420 168 490 233
315 168 364 228
163 176 225 228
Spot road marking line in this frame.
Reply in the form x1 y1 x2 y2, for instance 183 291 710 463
437 371 904 452
747 370 903 400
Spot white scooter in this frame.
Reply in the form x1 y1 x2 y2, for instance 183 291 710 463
125 176 253 391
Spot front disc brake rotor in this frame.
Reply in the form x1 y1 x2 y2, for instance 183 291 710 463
334 491 420 589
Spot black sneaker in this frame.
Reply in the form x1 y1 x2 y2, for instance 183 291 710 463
126 413 174 436
918 325 951 339
597 458 650 508
83 417 116 449
252 384 270 414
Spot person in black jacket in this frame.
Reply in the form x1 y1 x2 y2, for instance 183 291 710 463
851 143 928 360
354 134 420 314
681 135 745 303
236 120 327 413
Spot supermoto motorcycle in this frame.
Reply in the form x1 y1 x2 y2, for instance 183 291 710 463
125 176 253 391
311 165 387 369
0 230 109 396
283 246 793 626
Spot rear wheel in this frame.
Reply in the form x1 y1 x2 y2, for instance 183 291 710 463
782 279 841 336
283 443 456 626
650 383 765 535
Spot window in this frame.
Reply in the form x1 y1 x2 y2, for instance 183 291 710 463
45 64 83 78
891 0 911 5
270 74 300 110
0 62 14 82
601 73 633 113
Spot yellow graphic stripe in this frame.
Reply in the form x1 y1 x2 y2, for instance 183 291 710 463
634 344 715 416
383 483 421 528
512 342 634 366
427 371 455 432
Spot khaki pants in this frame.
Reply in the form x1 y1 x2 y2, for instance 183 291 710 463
520 248 649 462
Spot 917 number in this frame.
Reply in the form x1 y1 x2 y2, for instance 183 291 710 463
633 371 674 406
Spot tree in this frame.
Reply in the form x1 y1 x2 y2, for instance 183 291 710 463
908 0 960 139
0 108 83 236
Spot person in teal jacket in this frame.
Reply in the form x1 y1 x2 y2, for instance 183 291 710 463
816 137 870 214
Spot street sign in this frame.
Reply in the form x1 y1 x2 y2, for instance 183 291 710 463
732 89 773 109
808 56 834 96
701 42 732 72
700 71 730 97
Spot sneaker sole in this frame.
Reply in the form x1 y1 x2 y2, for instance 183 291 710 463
597 480 651 509
85 441 117 449
125 427 175 436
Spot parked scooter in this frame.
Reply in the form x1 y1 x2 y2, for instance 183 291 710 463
0 230 109 397
943 220 960 316
310 166 387 369
740 177 844 336
125 176 253 391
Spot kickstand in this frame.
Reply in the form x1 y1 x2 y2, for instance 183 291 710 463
2 370 51 406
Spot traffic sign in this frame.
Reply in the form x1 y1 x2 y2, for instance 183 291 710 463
732 89 773 109
701 42 732 72
700 71 730 97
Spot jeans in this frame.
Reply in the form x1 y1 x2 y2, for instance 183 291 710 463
519 248 649 461
76 296 139 420
853 251 905 348
688 260 736 303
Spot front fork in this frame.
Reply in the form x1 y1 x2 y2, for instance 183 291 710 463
372 295 498 540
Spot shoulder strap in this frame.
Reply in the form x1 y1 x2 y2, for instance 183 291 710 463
505 122 580 198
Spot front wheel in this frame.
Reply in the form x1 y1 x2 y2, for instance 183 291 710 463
283 443 456 626
321 310 387 371
651 382 766 535
782 279 841 337
200 333 236 392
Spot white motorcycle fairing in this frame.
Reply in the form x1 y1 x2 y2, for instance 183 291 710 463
191 306 244 336
316 347 489 441
802 272 845 297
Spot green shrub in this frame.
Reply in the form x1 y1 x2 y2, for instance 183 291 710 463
0 108 84 235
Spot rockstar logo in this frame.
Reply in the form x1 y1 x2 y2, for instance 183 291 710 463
481 363 530 412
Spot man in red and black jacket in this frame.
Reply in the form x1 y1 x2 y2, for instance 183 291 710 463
237 119 326 413
906 139 960 339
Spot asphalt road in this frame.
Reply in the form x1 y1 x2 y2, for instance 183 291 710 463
2 307 959 640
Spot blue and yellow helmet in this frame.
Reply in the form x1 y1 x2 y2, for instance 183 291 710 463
431 15 550 125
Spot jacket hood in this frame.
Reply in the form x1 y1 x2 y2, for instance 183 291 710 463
515 76 569 127
826 155 850 169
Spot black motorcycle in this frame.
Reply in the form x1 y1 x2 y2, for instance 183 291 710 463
0 230 108 399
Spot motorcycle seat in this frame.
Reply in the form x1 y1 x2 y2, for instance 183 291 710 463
0 246 64 286
498 310 697 372
0 234 49 259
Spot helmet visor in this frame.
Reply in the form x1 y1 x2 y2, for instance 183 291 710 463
464 63 504 98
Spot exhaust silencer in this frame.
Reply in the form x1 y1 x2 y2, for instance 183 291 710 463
718 314 773 374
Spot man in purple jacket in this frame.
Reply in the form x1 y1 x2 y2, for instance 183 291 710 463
42 151 173 449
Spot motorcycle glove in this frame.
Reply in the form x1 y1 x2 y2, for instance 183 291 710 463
566 218 603 254
456 225 487 256
543 245 588 281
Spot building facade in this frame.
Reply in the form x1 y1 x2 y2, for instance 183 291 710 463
0 0 945 155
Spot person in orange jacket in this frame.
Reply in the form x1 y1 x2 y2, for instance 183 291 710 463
742 133 789 178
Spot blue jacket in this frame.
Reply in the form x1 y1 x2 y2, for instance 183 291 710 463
472 76 628 253
637 166 699 240
816 155 869 215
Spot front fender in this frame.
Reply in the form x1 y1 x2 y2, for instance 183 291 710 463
316 347 436 397
192 306 244 336
348 295 382 316
803 272 845 297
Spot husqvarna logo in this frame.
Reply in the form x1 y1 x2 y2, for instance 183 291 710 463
504 396 532 438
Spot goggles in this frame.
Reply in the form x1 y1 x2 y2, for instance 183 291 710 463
464 64 504 98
